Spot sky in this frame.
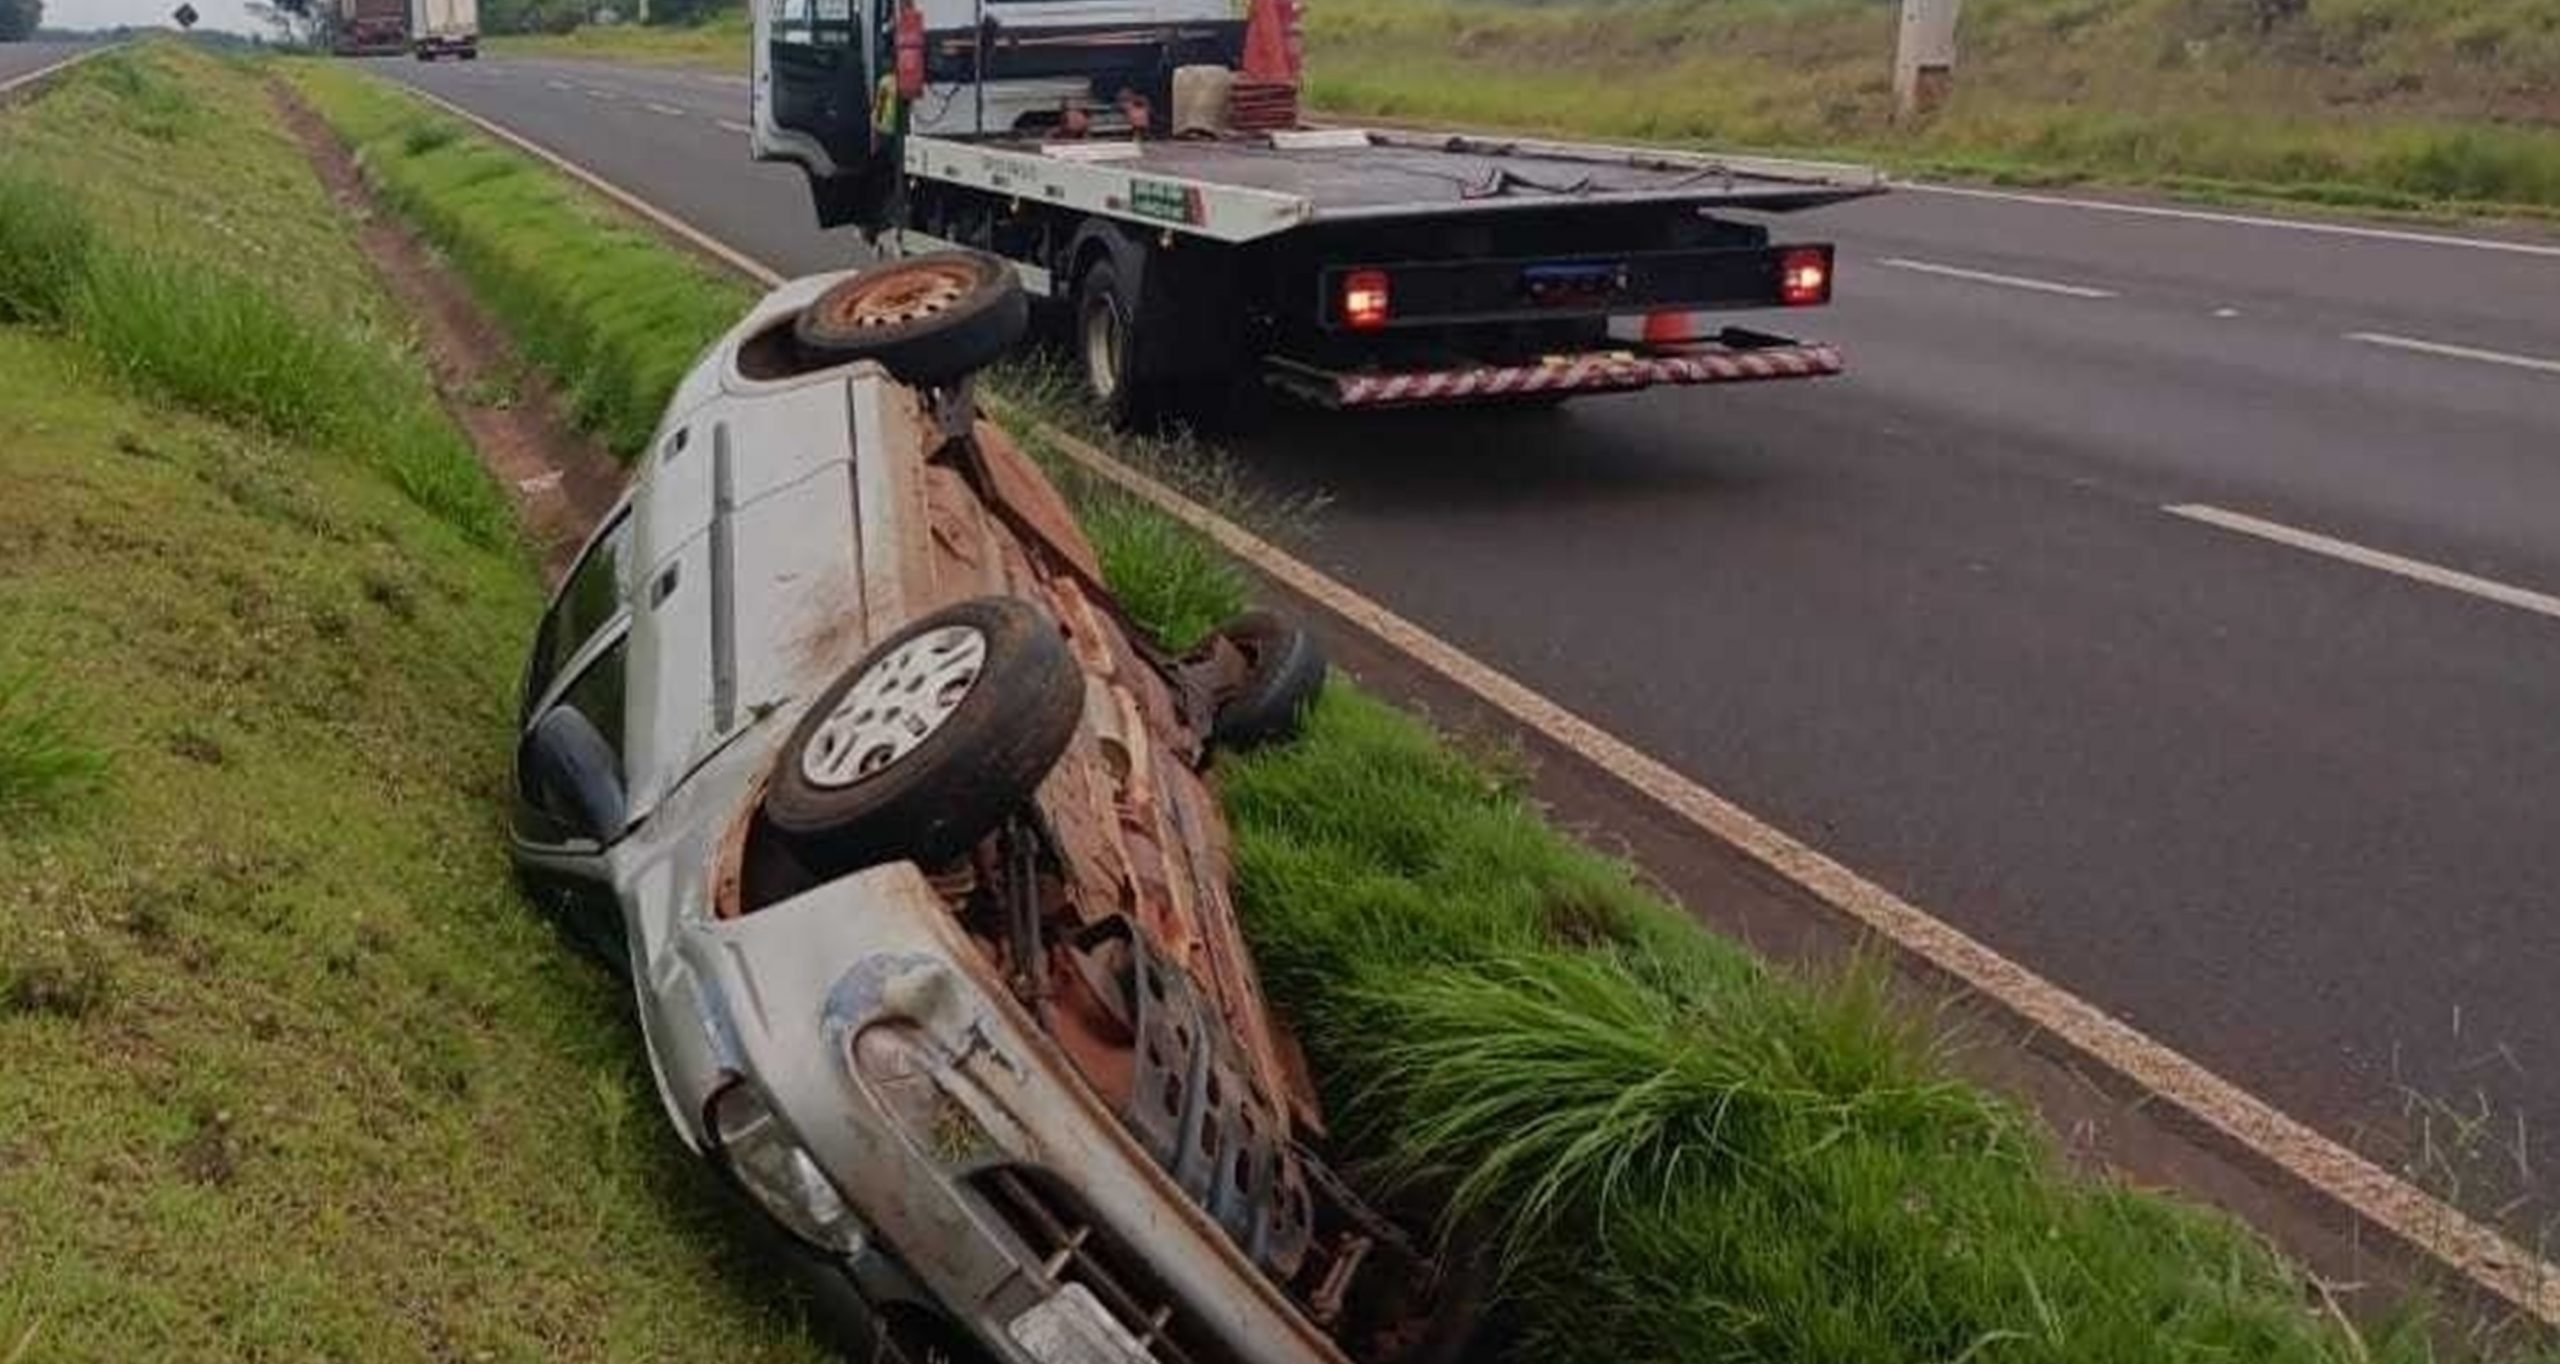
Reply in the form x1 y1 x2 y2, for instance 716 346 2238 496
46 0 269 37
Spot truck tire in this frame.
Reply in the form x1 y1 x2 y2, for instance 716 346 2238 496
764 598 1084 876
795 251 1029 388
1075 258 1165 429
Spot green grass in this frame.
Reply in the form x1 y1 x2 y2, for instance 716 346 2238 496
296 58 2560 1364
0 662 108 823
1219 694 2518 1361
287 63 754 458
1305 0 2560 218
0 45 831 1363
486 10 750 70
0 172 91 326
0 50 510 544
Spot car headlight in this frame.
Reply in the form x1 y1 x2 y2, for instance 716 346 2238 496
704 1073 868 1257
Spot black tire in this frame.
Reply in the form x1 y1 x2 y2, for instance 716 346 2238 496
794 251 1029 388
1075 257 1159 429
765 598 1084 874
1210 611 1325 750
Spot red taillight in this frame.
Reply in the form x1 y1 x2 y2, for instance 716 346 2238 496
1340 269 1392 331
894 3 926 101
1778 246 1832 307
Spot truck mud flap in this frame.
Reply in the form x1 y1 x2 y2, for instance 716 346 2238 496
1268 338 1844 410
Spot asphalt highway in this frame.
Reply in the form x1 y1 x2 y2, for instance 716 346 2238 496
0 41 95 89
383 54 2560 1224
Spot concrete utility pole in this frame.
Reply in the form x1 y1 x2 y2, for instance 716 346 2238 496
1894 0 1961 119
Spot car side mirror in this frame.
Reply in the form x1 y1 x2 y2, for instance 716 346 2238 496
524 706 627 843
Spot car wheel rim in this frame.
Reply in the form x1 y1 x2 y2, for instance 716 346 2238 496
815 261 978 332
1082 297 1122 402
800 625 989 789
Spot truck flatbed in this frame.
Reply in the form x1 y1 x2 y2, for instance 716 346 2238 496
911 127 1885 243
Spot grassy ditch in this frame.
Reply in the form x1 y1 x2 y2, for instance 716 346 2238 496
1306 0 2560 219
0 45 828 1363
290 62 2560 1364
287 64 748 458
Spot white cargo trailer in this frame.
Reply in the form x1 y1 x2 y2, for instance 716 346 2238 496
410 0 477 61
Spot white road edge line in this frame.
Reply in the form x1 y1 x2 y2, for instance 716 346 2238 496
645 102 689 117
2346 331 2560 377
1877 256 2118 299
377 78 2560 1329
714 118 754 136
545 79 573 91
0 41 122 98
2165 504 2560 623
1906 182 2560 260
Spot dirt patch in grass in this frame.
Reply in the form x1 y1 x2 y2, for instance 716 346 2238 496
274 81 625 578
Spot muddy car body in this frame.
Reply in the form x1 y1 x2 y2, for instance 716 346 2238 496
507 262 1412 1364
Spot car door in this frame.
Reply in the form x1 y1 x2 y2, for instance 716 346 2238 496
752 0 876 183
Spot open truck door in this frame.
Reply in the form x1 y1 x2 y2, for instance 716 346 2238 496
753 0 897 228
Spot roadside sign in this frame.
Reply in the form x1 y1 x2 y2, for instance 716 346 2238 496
174 3 199 27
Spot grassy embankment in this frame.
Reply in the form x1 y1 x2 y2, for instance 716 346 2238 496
1306 0 2560 217
296 60 2560 1364
0 46 830 1362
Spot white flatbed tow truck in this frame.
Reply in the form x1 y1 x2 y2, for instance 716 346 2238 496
751 0 1883 423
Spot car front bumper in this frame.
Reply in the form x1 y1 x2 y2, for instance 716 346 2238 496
674 860 1349 1364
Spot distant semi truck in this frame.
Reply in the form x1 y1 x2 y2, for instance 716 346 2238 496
332 0 408 55
411 0 477 60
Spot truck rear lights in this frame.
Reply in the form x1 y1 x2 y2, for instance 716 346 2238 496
1340 270 1392 331
894 3 926 101
1778 246 1833 307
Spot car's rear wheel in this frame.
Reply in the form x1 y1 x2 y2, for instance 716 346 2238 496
1209 610 1325 750
795 250 1029 387
764 597 1084 875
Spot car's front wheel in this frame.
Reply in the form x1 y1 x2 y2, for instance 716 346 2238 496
764 597 1084 876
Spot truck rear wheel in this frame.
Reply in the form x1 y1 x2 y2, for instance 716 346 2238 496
1076 258 1160 429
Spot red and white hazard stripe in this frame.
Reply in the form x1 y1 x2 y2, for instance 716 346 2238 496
1331 343 1843 408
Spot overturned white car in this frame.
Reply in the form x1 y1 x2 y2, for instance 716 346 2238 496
507 254 1467 1364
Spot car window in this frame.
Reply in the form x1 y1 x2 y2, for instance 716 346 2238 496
525 513 633 719
770 0 813 44
518 634 632 840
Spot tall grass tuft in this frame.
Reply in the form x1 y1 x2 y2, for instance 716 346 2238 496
0 662 108 821
88 50 199 143
1075 489 1247 650
70 249 512 544
74 249 378 437
0 167 94 326
288 69 751 460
